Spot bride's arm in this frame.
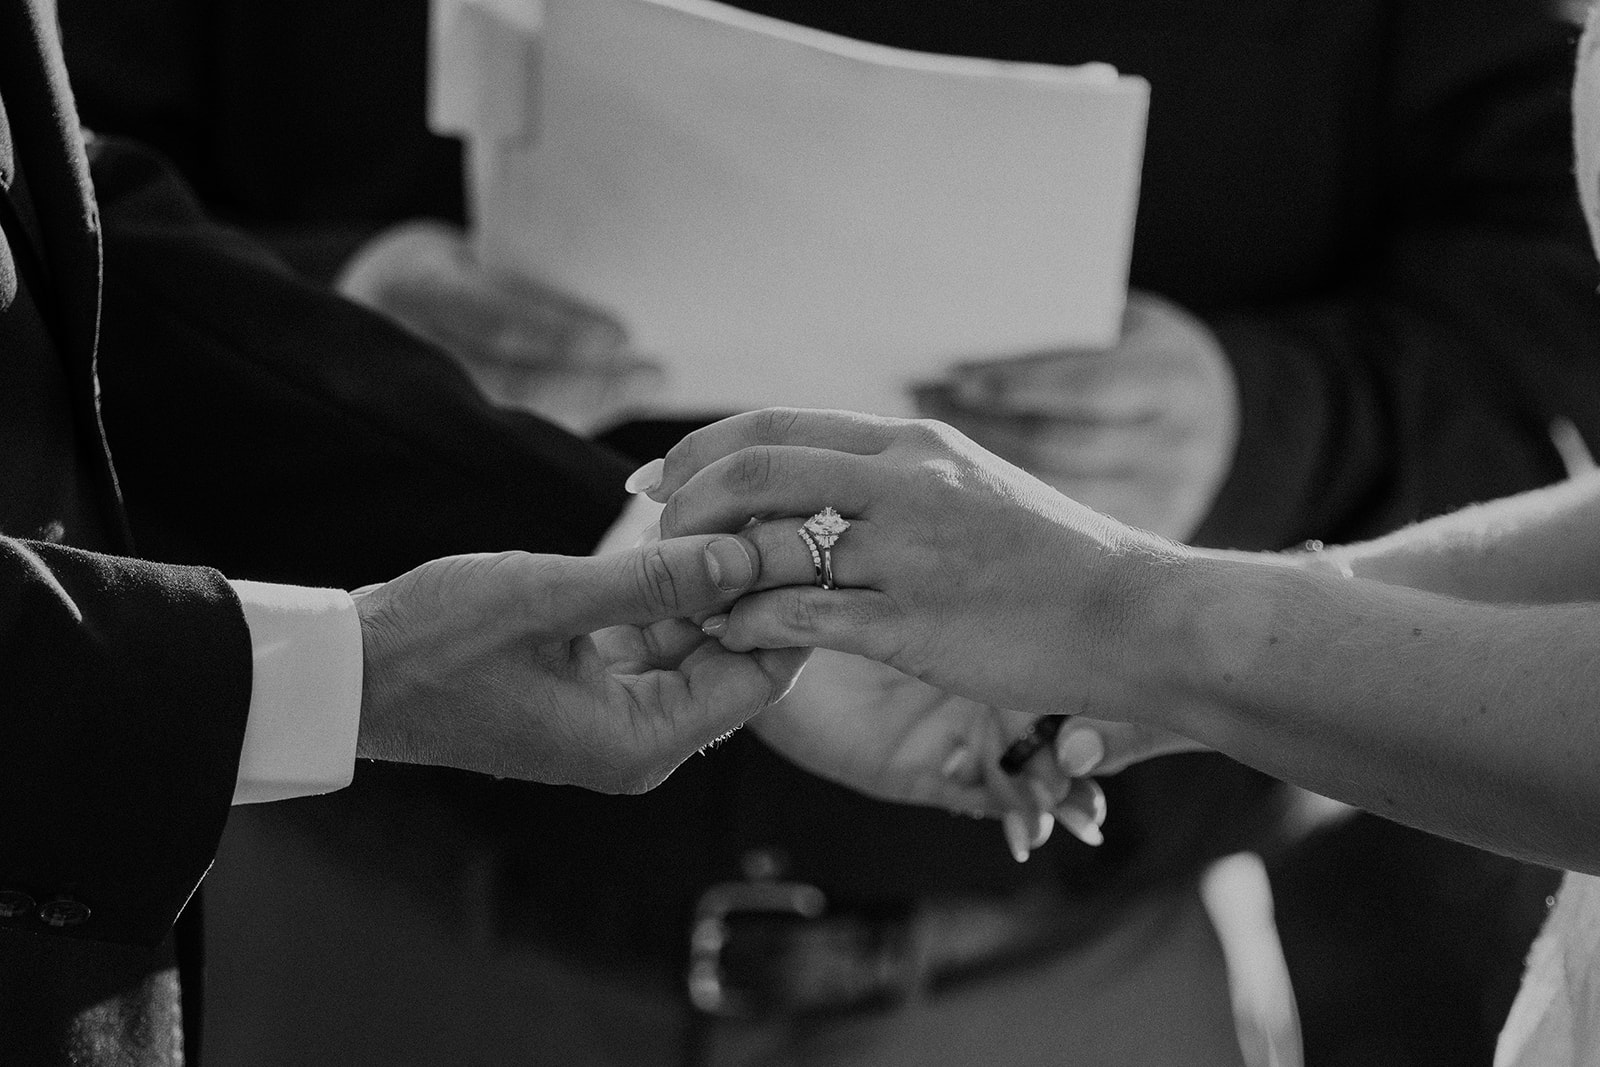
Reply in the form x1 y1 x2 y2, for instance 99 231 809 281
1152 544 1600 874
650 410 1600 873
1310 468 1600 603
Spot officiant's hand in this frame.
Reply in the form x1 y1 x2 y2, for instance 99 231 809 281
917 291 1238 540
351 535 808 794
336 219 661 433
750 649 1109 854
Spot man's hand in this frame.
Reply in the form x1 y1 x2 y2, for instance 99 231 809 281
336 219 661 433
918 291 1238 539
351 535 808 794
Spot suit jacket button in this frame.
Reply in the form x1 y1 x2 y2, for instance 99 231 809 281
38 897 91 928
0 890 36 919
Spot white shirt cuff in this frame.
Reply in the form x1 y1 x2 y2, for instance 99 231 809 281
228 580 364 805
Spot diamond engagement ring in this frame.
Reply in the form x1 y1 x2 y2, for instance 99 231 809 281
799 507 851 589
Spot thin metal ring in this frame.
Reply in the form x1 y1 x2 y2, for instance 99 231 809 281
797 527 824 586
799 507 851 590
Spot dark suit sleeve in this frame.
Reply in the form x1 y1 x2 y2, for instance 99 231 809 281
84 136 632 587
0 537 252 947
1195 1 1600 550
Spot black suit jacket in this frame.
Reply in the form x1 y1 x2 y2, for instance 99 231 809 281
41 2 1599 1063
0 1 633 1062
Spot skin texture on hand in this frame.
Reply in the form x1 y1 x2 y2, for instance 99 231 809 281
920 291 1239 540
651 410 1600 872
652 408 1182 720
350 536 808 794
335 219 661 434
752 650 1111 855
644 410 1209 856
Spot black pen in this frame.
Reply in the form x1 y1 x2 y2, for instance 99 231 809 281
999 715 1068 774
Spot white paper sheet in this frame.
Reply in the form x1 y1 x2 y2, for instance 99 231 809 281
432 0 1148 417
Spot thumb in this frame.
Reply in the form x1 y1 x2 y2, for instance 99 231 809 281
539 535 761 635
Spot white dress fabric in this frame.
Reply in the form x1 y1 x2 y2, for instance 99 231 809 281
1496 873 1600 1066
1492 8 1600 1065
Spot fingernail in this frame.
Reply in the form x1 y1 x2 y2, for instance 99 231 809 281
1054 805 1105 847
1056 728 1105 778
704 538 755 593
625 457 665 495
701 614 729 637
1030 810 1054 849
1002 812 1032 863
941 747 974 782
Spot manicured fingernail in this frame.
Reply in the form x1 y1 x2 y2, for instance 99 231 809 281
1055 805 1105 847
1002 812 1032 863
1056 728 1105 778
941 747 974 782
701 614 729 637
1030 810 1054 849
625 458 665 495
704 537 754 593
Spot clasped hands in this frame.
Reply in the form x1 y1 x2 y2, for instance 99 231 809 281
630 407 1216 860
345 407 1205 852
349 535 809 795
345 285 1230 850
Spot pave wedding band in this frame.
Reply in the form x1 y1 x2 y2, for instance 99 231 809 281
799 506 851 589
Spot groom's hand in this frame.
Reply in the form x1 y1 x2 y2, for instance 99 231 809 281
352 536 809 793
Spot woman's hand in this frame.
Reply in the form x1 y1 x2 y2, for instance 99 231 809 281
640 409 1189 723
750 650 1110 856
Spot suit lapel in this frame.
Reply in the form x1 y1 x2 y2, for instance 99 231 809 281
0 0 129 548
4 0 101 360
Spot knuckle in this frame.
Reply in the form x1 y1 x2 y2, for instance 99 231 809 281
730 444 776 495
755 407 803 443
777 593 828 634
775 590 871 636
904 417 961 455
632 543 681 615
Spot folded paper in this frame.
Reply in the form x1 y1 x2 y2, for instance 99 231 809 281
433 0 1149 417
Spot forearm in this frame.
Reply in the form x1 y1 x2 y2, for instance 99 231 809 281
1147 553 1600 872
1313 470 1600 603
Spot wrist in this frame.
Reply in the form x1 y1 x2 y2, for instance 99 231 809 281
352 583 405 763
1154 550 1341 743
1069 527 1199 725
